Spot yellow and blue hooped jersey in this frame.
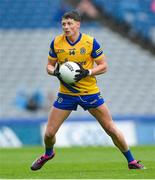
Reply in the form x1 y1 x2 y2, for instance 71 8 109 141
48 33 104 96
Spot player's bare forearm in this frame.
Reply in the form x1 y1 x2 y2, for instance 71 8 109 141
46 59 57 75
91 58 108 76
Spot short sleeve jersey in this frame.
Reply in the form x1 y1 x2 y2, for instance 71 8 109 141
48 33 104 96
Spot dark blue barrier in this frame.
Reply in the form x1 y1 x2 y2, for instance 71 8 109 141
0 115 155 147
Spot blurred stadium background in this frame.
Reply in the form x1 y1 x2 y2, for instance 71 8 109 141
0 0 155 148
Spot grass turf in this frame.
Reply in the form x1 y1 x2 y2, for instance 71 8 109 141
0 146 155 179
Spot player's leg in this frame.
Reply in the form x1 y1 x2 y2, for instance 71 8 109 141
89 103 128 151
31 107 71 171
44 106 71 153
88 103 145 169
31 93 78 171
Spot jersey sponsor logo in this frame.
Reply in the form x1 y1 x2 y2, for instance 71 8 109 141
75 61 87 66
80 47 86 54
57 49 65 53
60 59 86 66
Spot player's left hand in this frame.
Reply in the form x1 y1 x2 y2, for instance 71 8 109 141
74 64 89 82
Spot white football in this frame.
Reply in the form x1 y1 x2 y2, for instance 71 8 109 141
59 62 80 84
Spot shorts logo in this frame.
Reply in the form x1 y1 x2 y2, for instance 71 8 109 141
90 99 97 104
57 97 63 103
98 94 103 99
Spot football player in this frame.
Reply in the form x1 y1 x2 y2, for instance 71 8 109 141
31 10 144 171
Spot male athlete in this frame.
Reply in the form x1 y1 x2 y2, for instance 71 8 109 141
31 11 144 170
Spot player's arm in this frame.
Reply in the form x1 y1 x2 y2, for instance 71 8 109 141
90 38 108 76
46 38 58 76
46 59 57 75
91 55 107 76
46 40 80 93
75 38 107 82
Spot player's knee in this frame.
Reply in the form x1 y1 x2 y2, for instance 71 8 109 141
104 123 116 137
45 128 56 139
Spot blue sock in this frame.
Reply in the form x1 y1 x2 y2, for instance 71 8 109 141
122 150 134 163
45 147 53 156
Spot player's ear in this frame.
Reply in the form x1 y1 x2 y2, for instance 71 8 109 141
77 21 80 28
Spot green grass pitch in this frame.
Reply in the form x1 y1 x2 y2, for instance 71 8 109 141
0 146 155 179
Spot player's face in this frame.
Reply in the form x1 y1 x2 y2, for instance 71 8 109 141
61 18 80 37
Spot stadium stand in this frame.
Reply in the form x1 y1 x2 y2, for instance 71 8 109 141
0 0 155 119
0 0 64 29
92 0 155 53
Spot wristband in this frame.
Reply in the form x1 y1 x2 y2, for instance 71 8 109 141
88 69 92 76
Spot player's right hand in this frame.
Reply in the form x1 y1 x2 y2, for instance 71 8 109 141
53 63 68 83
53 63 80 93
53 63 61 78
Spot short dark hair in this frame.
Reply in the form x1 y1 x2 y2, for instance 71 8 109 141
62 10 81 22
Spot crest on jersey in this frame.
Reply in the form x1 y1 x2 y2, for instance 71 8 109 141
80 47 86 54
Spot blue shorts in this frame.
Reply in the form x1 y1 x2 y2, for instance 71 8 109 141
53 92 104 111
